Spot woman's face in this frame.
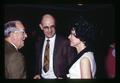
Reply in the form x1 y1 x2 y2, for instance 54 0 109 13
68 28 80 47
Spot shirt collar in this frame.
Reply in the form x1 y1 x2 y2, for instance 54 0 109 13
10 42 18 50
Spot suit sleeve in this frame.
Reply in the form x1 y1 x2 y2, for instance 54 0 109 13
6 52 26 79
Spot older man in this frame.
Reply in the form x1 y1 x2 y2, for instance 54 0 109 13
4 20 27 79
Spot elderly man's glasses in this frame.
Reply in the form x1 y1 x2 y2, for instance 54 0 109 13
14 29 25 33
4 27 26 36
14 29 27 36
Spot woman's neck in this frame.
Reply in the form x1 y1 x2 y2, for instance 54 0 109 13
76 42 86 54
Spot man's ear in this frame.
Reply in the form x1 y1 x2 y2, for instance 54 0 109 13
10 32 14 37
10 32 16 39
39 24 43 30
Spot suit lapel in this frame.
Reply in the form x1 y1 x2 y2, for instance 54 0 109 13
53 35 60 74
53 36 57 58
36 37 45 73
40 38 45 67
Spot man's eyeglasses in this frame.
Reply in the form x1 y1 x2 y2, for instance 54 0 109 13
43 25 55 30
4 27 26 36
14 29 27 36
14 29 25 33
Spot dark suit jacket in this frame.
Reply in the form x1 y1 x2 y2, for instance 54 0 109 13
5 40 26 79
35 35 76 78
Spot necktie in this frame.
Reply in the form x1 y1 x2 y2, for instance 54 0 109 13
43 39 50 72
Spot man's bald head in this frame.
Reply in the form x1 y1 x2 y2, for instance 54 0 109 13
41 14 55 25
39 14 56 38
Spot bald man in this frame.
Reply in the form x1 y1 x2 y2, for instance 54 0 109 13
33 14 75 79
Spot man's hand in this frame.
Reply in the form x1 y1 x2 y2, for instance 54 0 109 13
33 75 41 79
57 77 63 79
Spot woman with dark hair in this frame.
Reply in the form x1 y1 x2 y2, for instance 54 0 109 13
67 16 96 79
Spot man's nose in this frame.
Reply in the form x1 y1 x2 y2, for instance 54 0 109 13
24 32 27 38
48 27 52 32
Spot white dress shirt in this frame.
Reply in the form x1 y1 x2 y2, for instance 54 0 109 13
41 34 57 79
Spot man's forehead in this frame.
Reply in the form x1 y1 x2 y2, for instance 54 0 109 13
43 14 53 19
15 21 24 29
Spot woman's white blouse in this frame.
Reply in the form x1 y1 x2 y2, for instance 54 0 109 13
67 52 96 79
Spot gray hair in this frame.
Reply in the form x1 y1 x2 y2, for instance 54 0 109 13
4 20 18 37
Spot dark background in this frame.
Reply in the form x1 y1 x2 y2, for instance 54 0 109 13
4 4 115 79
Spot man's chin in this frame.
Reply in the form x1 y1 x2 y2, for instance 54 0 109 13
19 44 24 49
47 35 54 38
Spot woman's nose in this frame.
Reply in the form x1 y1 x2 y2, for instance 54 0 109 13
68 34 71 39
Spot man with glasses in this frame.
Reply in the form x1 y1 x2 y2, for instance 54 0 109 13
33 14 76 79
4 20 27 79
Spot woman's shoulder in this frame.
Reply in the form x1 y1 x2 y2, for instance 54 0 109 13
81 51 94 60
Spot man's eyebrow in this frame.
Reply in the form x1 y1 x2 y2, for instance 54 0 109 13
43 25 55 28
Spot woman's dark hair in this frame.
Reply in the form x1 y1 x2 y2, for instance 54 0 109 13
71 16 97 46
